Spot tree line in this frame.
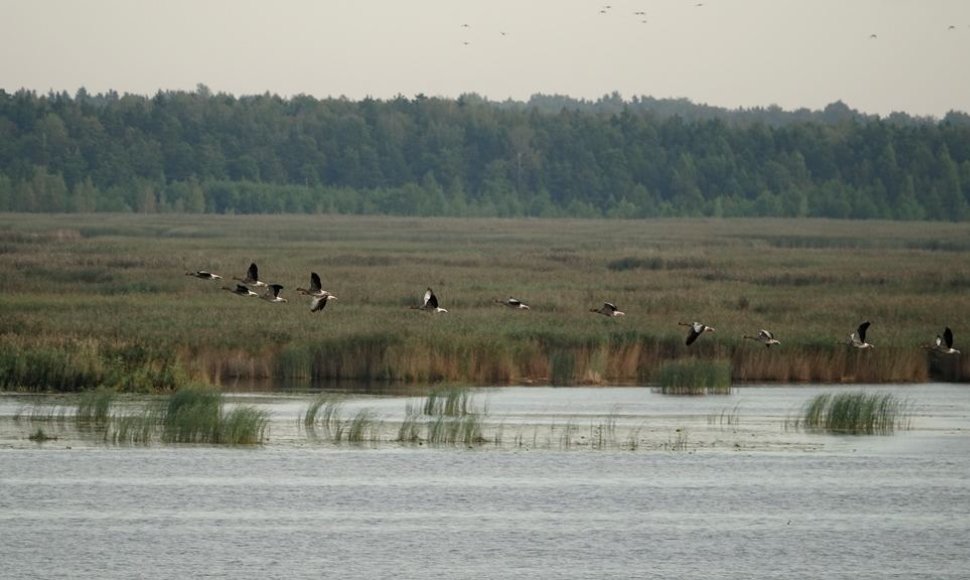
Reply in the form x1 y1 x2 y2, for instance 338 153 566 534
1 87 969 220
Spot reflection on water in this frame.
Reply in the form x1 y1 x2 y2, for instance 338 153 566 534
1 384 969 579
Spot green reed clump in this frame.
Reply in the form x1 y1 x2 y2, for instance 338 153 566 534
798 391 909 434
105 409 158 445
425 414 486 445
655 359 732 395
160 386 222 443
76 386 116 427
346 409 379 443
159 388 269 444
423 387 472 416
303 395 343 437
220 406 269 444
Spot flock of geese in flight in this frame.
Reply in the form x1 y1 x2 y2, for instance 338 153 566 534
187 263 960 355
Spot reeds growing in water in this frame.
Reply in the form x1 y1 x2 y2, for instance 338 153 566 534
793 391 909 434
655 359 733 395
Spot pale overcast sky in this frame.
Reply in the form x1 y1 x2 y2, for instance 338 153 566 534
3 0 969 117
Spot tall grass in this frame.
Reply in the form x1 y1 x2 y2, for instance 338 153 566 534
75 386 115 427
423 387 473 416
161 387 222 443
795 391 909 434
3 214 970 391
221 406 270 444
159 387 268 444
655 359 732 395
304 394 343 437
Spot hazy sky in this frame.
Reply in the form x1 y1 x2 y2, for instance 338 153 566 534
3 0 969 117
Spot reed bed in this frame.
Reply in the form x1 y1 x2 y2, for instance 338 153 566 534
655 359 733 395
793 391 910 434
2 214 969 392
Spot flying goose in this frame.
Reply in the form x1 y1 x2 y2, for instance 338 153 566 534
411 287 448 313
591 302 625 317
260 284 287 304
931 327 960 354
233 262 267 288
297 272 331 297
496 297 530 310
679 321 715 345
185 270 222 280
310 294 337 313
847 321 873 349
223 283 258 297
744 329 781 348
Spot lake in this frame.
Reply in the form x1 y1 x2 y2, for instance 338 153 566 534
1 384 968 579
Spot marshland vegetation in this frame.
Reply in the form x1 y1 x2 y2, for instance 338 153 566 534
13 385 268 444
1 213 969 392
791 391 910 435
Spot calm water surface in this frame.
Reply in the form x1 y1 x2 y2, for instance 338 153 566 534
1 384 968 579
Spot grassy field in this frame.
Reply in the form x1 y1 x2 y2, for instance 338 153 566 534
1 213 968 391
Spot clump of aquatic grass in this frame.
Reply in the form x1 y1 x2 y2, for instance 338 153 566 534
796 391 909 434
75 386 116 428
655 359 732 395
417 387 489 445
425 413 486 445
346 409 380 443
423 387 473 416
221 406 270 444
157 386 268 444
160 386 221 443
303 394 343 437
105 409 157 445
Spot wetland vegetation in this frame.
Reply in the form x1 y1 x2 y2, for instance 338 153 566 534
1 213 969 392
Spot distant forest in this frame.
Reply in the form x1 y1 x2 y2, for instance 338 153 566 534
2 86 970 220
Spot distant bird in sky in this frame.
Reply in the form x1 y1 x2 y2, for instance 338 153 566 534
223 283 258 297
930 327 960 354
847 321 873 349
680 321 715 345
870 33 878 39
185 270 221 280
260 284 287 304
591 302 625 317
497 297 530 310
412 287 448 313
297 272 330 297
948 25 956 30
310 294 337 313
234 262 267 288
744 329 781 348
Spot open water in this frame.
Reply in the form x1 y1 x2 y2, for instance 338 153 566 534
1 384 968 579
